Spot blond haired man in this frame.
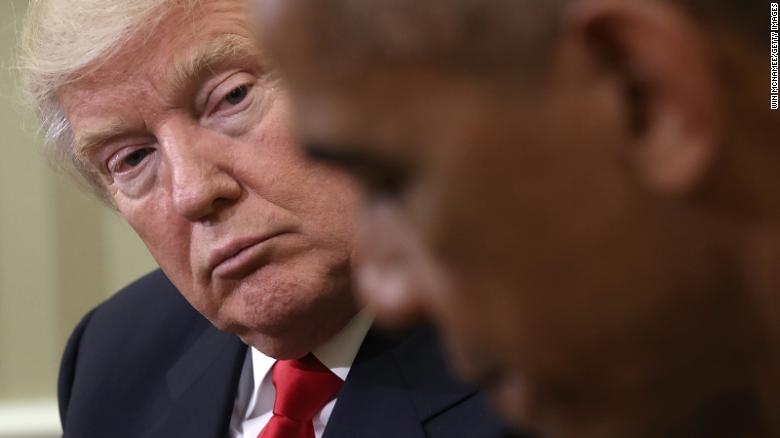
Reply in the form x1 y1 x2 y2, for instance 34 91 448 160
19 1 520 437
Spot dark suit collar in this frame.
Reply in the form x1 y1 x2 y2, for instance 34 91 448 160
323 325 478 438
165 324 246 400
391 326 479 421
144 322 247 438
142 321 480 438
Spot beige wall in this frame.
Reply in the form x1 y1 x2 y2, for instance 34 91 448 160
0 0 157 410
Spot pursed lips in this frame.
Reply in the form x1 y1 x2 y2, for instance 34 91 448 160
207 230 291 279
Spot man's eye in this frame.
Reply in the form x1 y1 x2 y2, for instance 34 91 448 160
304 141 412 199
109 147 153 174
224 85 248 105
209 83 253 117
362 169 410 199
125 148 151 167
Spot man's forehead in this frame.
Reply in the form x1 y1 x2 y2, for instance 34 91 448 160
71 118 129 160
63 0 256 100
66 32 259 156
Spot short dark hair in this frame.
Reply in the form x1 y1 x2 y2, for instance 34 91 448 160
283 0 563 77
675 0 766 42
283 0 763 82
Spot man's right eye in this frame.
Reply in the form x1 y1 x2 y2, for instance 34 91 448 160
303 141 411 199
361 167 410 199
108 146 154 175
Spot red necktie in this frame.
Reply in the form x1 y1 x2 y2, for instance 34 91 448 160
257 353 343 438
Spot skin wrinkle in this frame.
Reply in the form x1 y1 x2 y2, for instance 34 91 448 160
169 34 259 104
58 0 362 360
72 34 260 161
73 119 127 160
22 0 258 204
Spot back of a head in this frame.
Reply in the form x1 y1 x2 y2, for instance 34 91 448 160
261 0 765 80
256 0 778 437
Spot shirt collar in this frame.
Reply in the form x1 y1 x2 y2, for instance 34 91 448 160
311 308 373 381
250 308 374 394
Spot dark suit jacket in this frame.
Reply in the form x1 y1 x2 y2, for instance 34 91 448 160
59 269 527 438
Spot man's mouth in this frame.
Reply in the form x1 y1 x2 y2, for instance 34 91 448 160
208 230 291 279
449 350 532 423
470 363 510 393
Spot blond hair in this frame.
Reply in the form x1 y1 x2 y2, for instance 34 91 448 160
19 0 197 201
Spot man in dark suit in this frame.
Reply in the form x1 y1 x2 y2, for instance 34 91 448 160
254 0 778 436
19 0 521 437
59 269 515 437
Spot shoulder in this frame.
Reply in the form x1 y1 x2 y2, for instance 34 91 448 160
57 269 217 432
328 325 530 438
392 327 536 438
70 269 209 359
89 269 193 326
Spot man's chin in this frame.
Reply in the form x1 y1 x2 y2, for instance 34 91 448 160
237 331 315 359
210 307 321 359
478 369 539 430
212 283 356 358
485 373 655 438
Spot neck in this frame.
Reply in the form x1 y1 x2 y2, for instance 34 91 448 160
631 209 777 437
740 226 780 436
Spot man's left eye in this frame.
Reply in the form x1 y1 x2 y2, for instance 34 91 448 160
224 85 248 105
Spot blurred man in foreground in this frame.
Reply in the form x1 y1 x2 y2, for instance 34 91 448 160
19 0 514 437
256 0 779 436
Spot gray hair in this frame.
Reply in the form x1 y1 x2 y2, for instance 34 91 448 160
18 0 197 202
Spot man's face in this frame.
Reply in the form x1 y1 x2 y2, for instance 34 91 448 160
58 0 360 358
256 3 752 434
280 68 664 427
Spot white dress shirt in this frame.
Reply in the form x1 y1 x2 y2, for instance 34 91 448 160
228 310 373 438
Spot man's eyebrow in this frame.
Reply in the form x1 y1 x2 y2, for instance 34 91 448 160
168 33 259 97
74 120 127 160
73 35 259 161
303 140 407 173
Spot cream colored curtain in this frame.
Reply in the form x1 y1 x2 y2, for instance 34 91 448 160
0 0 156 420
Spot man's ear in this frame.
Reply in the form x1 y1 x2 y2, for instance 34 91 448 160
566 0 721 196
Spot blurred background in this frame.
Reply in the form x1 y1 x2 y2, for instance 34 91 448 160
0 1 157 436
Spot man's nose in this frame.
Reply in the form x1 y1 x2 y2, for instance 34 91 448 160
160 124 242 221
355 203 441 328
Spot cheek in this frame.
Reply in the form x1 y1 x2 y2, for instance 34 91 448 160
417 145 555 354
117 195 194 283
236 111 361 237
284 162 362 246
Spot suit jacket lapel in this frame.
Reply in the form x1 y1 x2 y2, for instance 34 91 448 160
144 323 247 438
322 326 481 438
135 322 514 438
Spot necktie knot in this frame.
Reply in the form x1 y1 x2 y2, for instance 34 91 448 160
258 353 343 438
